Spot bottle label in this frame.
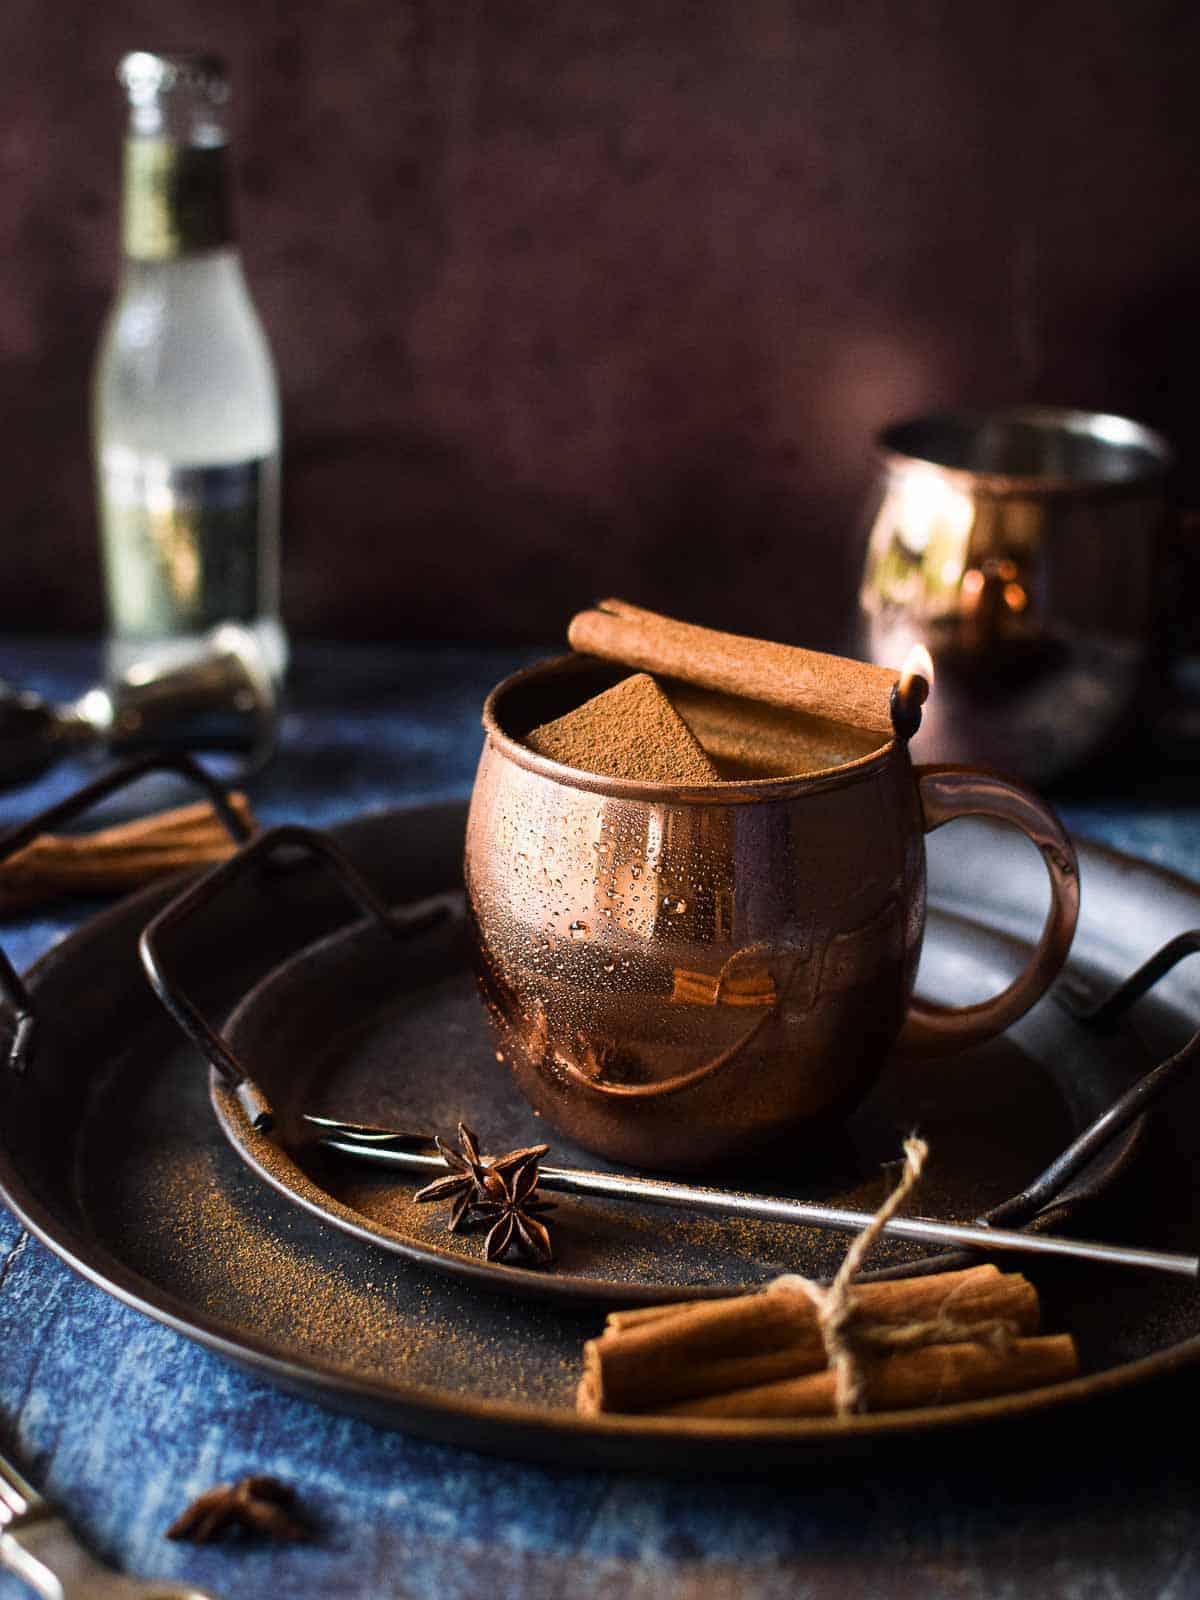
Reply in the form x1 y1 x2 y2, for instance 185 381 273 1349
122 138 233 259
99 452 276 640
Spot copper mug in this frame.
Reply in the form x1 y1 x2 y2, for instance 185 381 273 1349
465 655 1079 1172
858 406 1175 783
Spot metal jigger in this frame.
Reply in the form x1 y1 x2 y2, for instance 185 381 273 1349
0 624 277 792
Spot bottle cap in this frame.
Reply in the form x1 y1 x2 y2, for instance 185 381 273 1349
118 52 230 106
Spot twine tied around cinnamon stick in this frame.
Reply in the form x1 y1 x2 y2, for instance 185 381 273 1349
768 1136 1014 1416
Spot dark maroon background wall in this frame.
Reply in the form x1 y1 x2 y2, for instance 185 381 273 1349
4 1 1200 646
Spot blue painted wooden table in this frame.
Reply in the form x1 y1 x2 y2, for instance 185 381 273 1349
3 639 1200 1600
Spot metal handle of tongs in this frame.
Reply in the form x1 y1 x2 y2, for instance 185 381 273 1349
984 932 1200 1229
0 1444 44 1533
1 1435 224 1598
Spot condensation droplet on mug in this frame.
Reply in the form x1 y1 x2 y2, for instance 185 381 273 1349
630 864 642 879
603 961 615 973
662 896 688 915
569 920 590 940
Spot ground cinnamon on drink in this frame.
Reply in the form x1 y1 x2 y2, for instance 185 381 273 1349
525 672 721 784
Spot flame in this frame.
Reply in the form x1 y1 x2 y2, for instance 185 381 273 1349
898 643 935 698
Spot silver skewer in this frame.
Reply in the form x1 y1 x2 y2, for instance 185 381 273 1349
303 1116 1198 1279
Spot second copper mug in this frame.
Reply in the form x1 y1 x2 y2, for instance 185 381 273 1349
858 406 1174 783
465 655 1079 1172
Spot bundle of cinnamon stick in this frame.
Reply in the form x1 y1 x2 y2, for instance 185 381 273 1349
577 1265 1078 1419
0 795 254 914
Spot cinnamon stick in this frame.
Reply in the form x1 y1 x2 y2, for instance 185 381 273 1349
578 1266 1039 1416
662 1334 1079 1418
568 599 899 738
0 795 253 913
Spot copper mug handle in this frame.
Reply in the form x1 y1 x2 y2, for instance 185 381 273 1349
899 764 1080 1057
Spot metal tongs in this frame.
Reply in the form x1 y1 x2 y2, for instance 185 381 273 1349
305 1114 1198 1279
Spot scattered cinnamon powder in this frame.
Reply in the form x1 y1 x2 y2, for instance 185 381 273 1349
525 673 721 784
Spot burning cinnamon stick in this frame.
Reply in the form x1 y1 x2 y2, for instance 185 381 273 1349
578 1265 1039 1416
663 1334 1078 1418
568 599 901 738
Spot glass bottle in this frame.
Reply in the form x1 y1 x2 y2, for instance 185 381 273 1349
93 51 286 682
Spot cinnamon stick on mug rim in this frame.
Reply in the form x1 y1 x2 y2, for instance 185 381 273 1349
567 599 902 739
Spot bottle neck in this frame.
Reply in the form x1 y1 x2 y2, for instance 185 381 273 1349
121 136 235 262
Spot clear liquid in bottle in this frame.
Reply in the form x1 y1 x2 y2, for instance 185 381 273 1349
93 52 286 682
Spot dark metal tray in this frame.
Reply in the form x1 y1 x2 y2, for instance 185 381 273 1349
212 893 1145 1306
2 802 1200 1468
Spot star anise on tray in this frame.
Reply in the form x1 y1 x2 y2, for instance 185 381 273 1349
475 1149 556 1265
414 1122 555 1263
167 1475 310 1543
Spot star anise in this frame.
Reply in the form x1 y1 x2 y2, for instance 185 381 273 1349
167 1475 310 1543
473 1149 556 1265
414 1122 549 1233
